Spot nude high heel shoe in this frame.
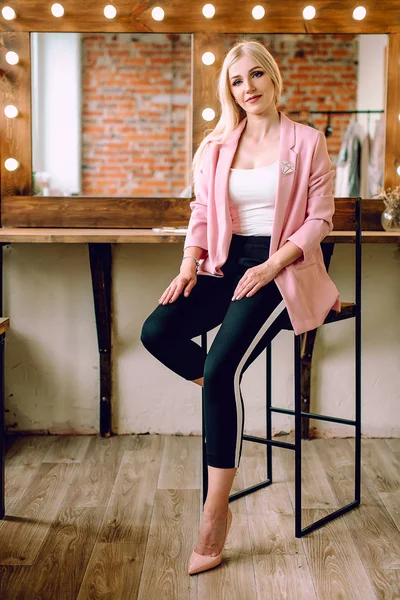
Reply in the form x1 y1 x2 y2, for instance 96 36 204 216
188 507 233 575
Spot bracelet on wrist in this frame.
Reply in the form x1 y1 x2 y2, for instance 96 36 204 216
182 255 200 273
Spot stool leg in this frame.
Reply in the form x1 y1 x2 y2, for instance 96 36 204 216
202 384 208 506
0 335 4 520
355 300 361 504
266 343 273 483
201 332 208 506
355 197 362 505
294 334 302 538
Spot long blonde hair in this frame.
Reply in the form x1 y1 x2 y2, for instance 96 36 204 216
191 39 283 183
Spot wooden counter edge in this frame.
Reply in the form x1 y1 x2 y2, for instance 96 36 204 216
0 229 398 243
0 318 10 335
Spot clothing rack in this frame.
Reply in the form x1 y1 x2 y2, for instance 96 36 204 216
287 109 385 137
287 110 384 114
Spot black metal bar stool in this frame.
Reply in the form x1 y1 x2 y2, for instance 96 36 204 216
201 197 362 538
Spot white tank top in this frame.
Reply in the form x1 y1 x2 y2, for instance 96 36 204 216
228 160 278 236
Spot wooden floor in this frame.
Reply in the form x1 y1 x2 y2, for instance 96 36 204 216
0 434 399 600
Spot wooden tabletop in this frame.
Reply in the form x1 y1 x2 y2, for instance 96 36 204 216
0 228 398 244
0 318 10 335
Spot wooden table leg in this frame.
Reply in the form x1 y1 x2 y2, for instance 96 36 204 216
0 243 5 518
0 332 5 519
88 243 112 438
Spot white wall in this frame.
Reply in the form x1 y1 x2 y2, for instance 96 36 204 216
4 242 400 438
357 34 387 136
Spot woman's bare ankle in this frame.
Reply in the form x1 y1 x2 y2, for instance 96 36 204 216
203 500 229 518
192 376 204 387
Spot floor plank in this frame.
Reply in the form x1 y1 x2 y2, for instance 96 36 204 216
77 542 147 600
253 554 318 599
315 438 382 507
379 491 400 531
61 434 130 508
136 489 198 600
385 439 400 453
41 435 92 464
301 509 377 600
277 439 339 510
158 435 201 490
25 506 105 599
343 504 400 570
362 439 400 494
367 569 400 600
96 435 164 544
0 434 399 599
241 441 294 514
0 462 80 565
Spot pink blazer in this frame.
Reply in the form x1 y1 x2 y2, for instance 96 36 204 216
184 111 340 335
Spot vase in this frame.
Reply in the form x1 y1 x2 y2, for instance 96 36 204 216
381 208 400 232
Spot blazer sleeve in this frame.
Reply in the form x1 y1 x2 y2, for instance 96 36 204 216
183 143 211 260
286 130 335 264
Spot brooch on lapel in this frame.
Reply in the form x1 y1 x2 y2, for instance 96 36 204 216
281 160 295 175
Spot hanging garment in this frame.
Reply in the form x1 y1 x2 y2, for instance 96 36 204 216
368 115 386 197
334 119 370 198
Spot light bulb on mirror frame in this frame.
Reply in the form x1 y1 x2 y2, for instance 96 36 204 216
104 5 117 19
4 158 20 172
353 6 366 20
202 108 215 122
5 51 19 65
4 105 19 118
303 6 316 20
202 4 215 19
151 7 165 21
2 6 16 20
252 6 265 20
51 3 65 17
202 52 215 66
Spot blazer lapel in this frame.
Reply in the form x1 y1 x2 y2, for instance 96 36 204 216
270 112 297 255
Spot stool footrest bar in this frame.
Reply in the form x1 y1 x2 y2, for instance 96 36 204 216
270 407 356 426
296 499 360 537
229 479 272 502
242 434 295 450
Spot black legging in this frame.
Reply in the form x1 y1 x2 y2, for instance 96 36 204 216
140 234 287 469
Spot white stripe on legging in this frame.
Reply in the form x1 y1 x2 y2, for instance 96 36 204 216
233 299 287 468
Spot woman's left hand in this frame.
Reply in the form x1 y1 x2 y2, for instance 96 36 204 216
232 260 279 301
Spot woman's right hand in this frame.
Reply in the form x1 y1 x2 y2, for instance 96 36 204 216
158 263 197 305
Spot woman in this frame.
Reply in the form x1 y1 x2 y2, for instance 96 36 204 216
141 39 340 575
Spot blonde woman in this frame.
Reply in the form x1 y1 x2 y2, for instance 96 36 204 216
141 39 340 575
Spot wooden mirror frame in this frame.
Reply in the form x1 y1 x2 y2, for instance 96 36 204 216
0 1 399 229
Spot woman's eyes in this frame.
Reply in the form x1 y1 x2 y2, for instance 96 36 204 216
232 71 264 86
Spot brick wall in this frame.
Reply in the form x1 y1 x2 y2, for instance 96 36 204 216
82 33 191 197
82 33 358 196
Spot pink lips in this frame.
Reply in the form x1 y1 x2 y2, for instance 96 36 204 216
246 95 261 103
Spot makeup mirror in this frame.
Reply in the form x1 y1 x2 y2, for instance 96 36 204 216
31 32 387 200
31 32 193 198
